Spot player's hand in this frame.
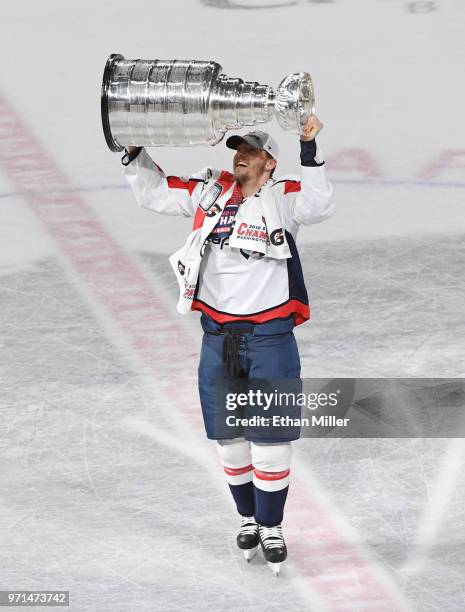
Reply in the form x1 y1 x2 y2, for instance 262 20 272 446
301 115 323 141
125 146 138 154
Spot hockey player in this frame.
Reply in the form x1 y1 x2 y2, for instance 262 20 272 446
122 116 334 574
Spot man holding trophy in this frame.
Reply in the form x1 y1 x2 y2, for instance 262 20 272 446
102 56 334 575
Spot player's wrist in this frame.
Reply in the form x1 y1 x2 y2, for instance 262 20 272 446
300 140 324 167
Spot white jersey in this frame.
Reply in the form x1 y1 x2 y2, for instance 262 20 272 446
124 147 334 325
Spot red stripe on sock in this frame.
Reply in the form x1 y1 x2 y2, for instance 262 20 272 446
253 468 290 481
224 464 254 476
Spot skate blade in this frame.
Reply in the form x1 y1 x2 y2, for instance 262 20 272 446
267 561 282 576
243 546 258 562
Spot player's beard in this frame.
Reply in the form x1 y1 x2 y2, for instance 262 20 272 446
234 159 268 185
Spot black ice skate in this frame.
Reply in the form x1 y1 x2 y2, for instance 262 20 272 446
258 524 287 576
237 516 259 561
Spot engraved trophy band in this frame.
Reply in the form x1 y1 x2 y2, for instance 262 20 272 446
101 54 315 152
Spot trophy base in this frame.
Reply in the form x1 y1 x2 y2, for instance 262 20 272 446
101 53 124 152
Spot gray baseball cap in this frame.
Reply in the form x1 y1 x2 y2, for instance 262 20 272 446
226 130 279 161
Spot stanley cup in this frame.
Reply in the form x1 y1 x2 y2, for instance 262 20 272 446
101 54 315 152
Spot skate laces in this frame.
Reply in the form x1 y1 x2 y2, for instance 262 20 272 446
259 524 284 549
239 516 258 536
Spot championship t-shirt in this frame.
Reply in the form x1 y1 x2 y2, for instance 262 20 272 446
195 184 289 319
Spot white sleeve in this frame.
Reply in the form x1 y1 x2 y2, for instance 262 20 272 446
291 165 335 226
123 148 212 218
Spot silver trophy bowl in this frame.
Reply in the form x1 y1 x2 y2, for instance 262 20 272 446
101 54 314 152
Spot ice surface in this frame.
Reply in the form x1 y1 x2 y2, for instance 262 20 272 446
1 1 465 610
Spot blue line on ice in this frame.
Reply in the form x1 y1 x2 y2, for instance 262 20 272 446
1 177 465 201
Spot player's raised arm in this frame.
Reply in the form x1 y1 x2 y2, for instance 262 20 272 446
290 115 335 226
121 146 211 218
